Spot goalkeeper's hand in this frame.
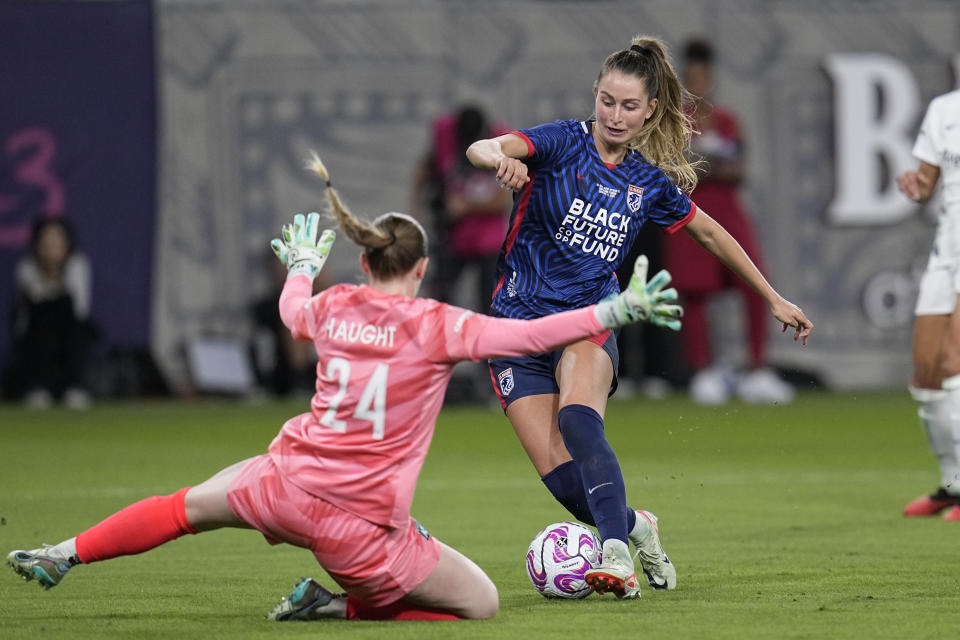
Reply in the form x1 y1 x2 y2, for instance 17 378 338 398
270 212 335 281
594 255 683 330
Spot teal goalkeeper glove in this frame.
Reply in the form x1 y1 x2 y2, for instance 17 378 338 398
270 212 335 280
594 255 683 330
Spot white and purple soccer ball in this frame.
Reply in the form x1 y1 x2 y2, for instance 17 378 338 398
526 521 602 599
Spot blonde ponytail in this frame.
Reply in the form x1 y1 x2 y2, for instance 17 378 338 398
307 150 427 278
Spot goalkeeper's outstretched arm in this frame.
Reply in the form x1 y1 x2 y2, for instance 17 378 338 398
271 212 336 340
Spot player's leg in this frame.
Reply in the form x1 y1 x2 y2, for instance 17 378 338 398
7 459 251 589
400 540 498 619
904 264 960 516
271 541 496 622
184 459 254 530
492 351 673 592
937 294 960 521
905 314 957 516
268 501 496 622
553 339 638 598
490 354 593 521
506 393 568 473
555 340 619 538
503 392 605 529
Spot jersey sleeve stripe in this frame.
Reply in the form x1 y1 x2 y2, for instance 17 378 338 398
491 272 506 301
502 171 536 256
510 130 536 157
664 200 698 235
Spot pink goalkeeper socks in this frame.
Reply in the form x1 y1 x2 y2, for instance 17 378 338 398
75 487 197 564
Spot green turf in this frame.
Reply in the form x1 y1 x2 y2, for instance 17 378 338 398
1 392 959 638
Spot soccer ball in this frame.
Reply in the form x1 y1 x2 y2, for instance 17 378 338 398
526 521 602 599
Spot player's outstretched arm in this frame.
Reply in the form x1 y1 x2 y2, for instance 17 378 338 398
594 255 683 331
683 208 813 345
271 212 335 281
443 260 681 363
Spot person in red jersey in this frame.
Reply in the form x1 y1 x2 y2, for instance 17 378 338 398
661 37 796 406
7 152 681 621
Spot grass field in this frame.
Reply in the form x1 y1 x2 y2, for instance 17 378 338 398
1 391 959 639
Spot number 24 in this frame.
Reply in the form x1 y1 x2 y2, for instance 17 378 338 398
319 357 388 440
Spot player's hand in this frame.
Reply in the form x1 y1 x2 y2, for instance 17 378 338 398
496 156 530 191
897 169 937 203
897 170 924 202
771 297 813 345
271 212 335 281
594 255 684 330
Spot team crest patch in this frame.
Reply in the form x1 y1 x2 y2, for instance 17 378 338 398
627 185 644 213
498 368 515 396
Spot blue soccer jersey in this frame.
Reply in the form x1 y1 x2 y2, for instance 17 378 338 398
491 119 696 319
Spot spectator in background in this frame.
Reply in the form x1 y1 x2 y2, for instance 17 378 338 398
410 105 513 404
4 217 96 409
615 220 687 398
410 104 512 311
661 37 795 405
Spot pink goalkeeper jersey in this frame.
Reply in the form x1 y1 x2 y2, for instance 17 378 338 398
269 275 605 528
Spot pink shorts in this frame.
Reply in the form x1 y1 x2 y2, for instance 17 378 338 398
227 454 441 607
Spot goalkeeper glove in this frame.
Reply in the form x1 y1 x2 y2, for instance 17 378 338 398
270 212 335 281
594 255 683 330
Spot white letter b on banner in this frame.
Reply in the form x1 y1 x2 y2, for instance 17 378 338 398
825 53 919 225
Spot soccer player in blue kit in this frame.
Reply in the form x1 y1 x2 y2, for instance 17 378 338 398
467 35 814 599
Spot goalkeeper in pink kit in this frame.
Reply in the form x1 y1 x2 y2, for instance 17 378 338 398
7 153 682 621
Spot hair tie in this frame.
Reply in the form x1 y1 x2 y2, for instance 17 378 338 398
629 44 645 54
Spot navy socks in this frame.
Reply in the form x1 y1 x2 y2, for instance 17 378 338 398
557 404 629 544
541 460 637 533
541 461 595 525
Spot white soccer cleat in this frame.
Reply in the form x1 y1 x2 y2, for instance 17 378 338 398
584 539 641 599
629 510 677 590
7 545 74 590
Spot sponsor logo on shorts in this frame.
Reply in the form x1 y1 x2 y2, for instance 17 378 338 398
498 368 515 396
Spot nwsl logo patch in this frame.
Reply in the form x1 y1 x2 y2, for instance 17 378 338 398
627 185 644 213
498 368 515 396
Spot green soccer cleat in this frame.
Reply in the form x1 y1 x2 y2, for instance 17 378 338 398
267 577 348 621
7 546 73 590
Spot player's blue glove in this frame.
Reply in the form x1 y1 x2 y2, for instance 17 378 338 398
594 255 683 330
270 212 335 281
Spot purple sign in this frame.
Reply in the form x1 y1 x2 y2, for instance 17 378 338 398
0 0 157 369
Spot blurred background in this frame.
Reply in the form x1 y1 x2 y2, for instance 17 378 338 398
0 0 957 405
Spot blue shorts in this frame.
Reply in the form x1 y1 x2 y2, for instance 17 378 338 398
487 330 620 410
